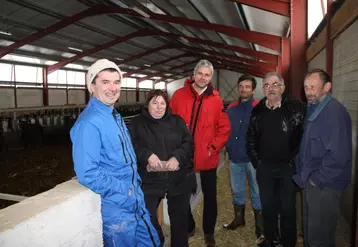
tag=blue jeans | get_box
[229,161,262,210]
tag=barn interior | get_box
[0,0,357,246]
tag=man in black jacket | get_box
[246,72,305,247]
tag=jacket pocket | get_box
[105,183,136,209]
[308,137,326,159]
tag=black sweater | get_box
[129,108,195,196]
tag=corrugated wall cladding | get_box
[332,19,358,224]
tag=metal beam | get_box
[102,5,282,51]
[0,3,282,58]
[161,33,278,64]
[215,65,265,78]
[194,53,271,75]
[184,47,276,70]
[326,0,334,77]
[154,68,193,84]
[231,0,290,16]
[0,6,108,58]
[124,53,189,78]
[48,29,278,72]
[290,0,307,100]
[138,60,197,83]
[42,68,49,106]
[119,44,174,65]
[47,29,152,73]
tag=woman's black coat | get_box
[129,108,196,197]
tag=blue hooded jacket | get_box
[71,97,160,246]
[293,93,352,189]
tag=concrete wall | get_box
[0,180,102,247]
[308,48,326,71]
[167,77,187,99]
[332,19,358,224]
[0,153,226,245]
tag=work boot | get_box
[204,234,216,247]
[254,209,265,244]
[223,204,245,229]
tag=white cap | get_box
[86,59,122,93]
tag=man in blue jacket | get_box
[293,68,352,247]
[70,59,160,247]
[223,75,263,242]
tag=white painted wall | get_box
[0,180,102,247]
[0,88,15,109]
[217,70,264,102]
[167,77,187,99]
[332,19,358,223]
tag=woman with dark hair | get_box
[129,89,196,247]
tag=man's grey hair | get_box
[263,72,285,85]
[193,59,214,76]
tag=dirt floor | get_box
[0,132,75,209]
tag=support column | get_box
[280,38,290,89]
[290,0,308,100]
[42,68,49,106]
[136,79,140,103]
[326,0,334,77]
[217,70,220,92]
[84,72,90,104]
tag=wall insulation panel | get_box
[126,90,136,103]
[0,87,16,109]
[48,89,67,106]
[68,89,85,105]
[16,88,43,107]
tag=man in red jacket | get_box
[170,59,231,247]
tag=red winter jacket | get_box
[170,79,231,171]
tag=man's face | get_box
[304,73,331,104]
[262,75,285,101]
[90,70,121,107]
[193,66,213,89]
[238,80,255,100]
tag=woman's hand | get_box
[148,154,161,170]
[166,157,179,171]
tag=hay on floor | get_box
[162,157,349,246]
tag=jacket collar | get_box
[88,96,115,115]
[239,96,254,105]
[307,93,332,122]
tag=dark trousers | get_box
[257,163,297,247]
[188,168,217,234]
[145,192,191,247]
[303,181,343,247]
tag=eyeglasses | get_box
[262,82,283,90]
